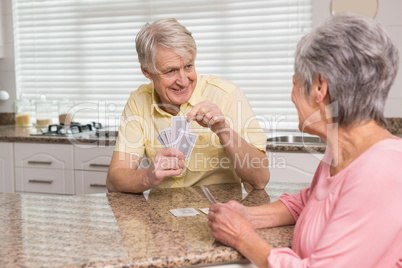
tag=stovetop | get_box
[30,122,118,138]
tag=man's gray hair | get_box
[135,18,197,74]
[294,13,399,128]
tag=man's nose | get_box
[176,69,188,86]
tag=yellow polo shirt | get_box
[115,74,266,188]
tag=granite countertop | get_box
[0,182,309,268]
[0,126,323,153]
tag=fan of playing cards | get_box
[157,116,198,159]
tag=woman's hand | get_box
[207,202,255,249]
[146,148,185,187]
[225,200,250,219]
[187,100,228,134]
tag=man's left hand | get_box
[187,100,228,133]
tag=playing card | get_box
[157,133,164,147]
[169,208,199,217]
[199,208,210,215]
[160,128,171,147]
[171,116,190,142]
[164,128,172,145]
[173,130,198,158]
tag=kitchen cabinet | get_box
[267,151,324,183]
[14,143,74,194]
[0,142,14,193]
[74,146,114,194]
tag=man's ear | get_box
[141,66,152,79]
[315,74,329,103]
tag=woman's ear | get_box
[315,74,329,103]
[141,66,152,79]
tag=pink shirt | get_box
[268,138,402,268]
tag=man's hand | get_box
[187,100,228,133]
[146,148,185,188]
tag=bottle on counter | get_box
[14,98,33,127]
[35,95,53,127]
[58,99,75,125]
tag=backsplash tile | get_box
[0,113,15,125]
[386,117,402,135]
[0,113,401,134]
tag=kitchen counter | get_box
[0,182,309,268]
[0,125,325,153]
[1,123,401,153]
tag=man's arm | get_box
[106,149,185,193]
[217,127,269,189]
[187,100,270,189]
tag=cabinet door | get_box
[15,167,74,194]
[14,143,73,169]
[75,170,108,194]
[74,146,114,172]
[0,142,15,193]
[268,151,324,183]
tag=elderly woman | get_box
[207,14,402,267]
[107,18,269,193]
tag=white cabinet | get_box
[0,142,14,193]
[74,146,114,194]
[14,143,74,194]
[268,151,324,183]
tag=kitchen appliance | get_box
[30,122,118,138]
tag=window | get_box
[12,0,312,130]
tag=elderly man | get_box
[106,18,269,193]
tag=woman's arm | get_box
[225,200,296,229]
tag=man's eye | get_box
[185,64,192,69]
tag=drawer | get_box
[267,151,323,183]
[74,146,114,171]
[75,170,108,194]
[15,167,74,194]
[14,143,73,169]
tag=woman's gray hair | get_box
[294,13,399,128]
[135,18,197,74]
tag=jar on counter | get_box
[14,99,33,127]
[58,99,75,125]
[35,96,53,127]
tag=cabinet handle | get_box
[28,179,53,184]
[89,183,107,188]
[27,161,52,165]
[89,163,110,168]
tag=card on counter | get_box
[199,208,209,215]
[169,208,199,217]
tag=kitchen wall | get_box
[0,0,15,113]
[1,0,402,117]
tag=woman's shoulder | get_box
[347,137,402,182]
[371,137,402,154]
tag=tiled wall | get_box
[1,0,401,118]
